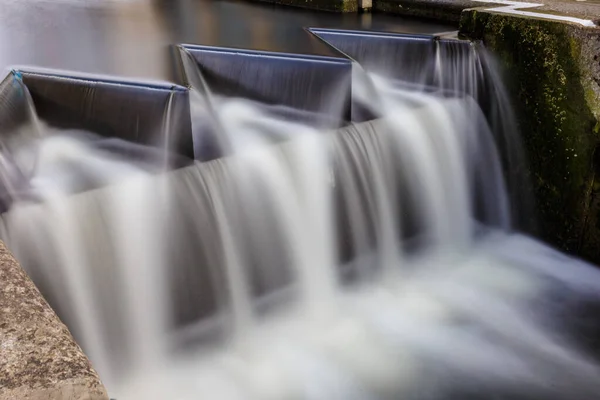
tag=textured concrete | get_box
[0,241,109,400]
[511,0,600,21]
[372,0,600,23]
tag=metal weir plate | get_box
[176,44,353,123]
[0,69,194,160]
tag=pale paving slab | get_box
[375,0,600,25]
[0,240,108,400]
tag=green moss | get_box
[460,11,599,256]
[340,0,358,12]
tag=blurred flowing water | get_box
[1,17,600,400]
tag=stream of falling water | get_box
[1,45,600,400]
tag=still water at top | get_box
[0,0,454,81]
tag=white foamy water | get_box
[1,47,600,400]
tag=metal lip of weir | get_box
[307,27,470,46]
[306,27,472,68]
[435,37,473,46]
[6,65,187,93]
[305,27,439,65]
[178,43,353,66]
[176,42,354,123]
[307,27,436,42]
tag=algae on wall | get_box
[460,11,600,262]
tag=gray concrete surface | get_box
[490,0,600,21]
[373,0,600,23]
[0,240,109,400]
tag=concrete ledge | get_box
[0,241,108,400]
[372,0,600,23]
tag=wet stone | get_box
[0,241,108,400]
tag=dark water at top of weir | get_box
[0,0,455,82]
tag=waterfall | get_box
[0,42,599,400]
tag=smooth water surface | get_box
[0,0,455,81]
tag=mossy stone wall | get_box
[460,10,600,262]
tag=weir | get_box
[0,28,600,400]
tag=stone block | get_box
[0,240,109,400]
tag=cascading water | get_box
[1,40,600,400]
